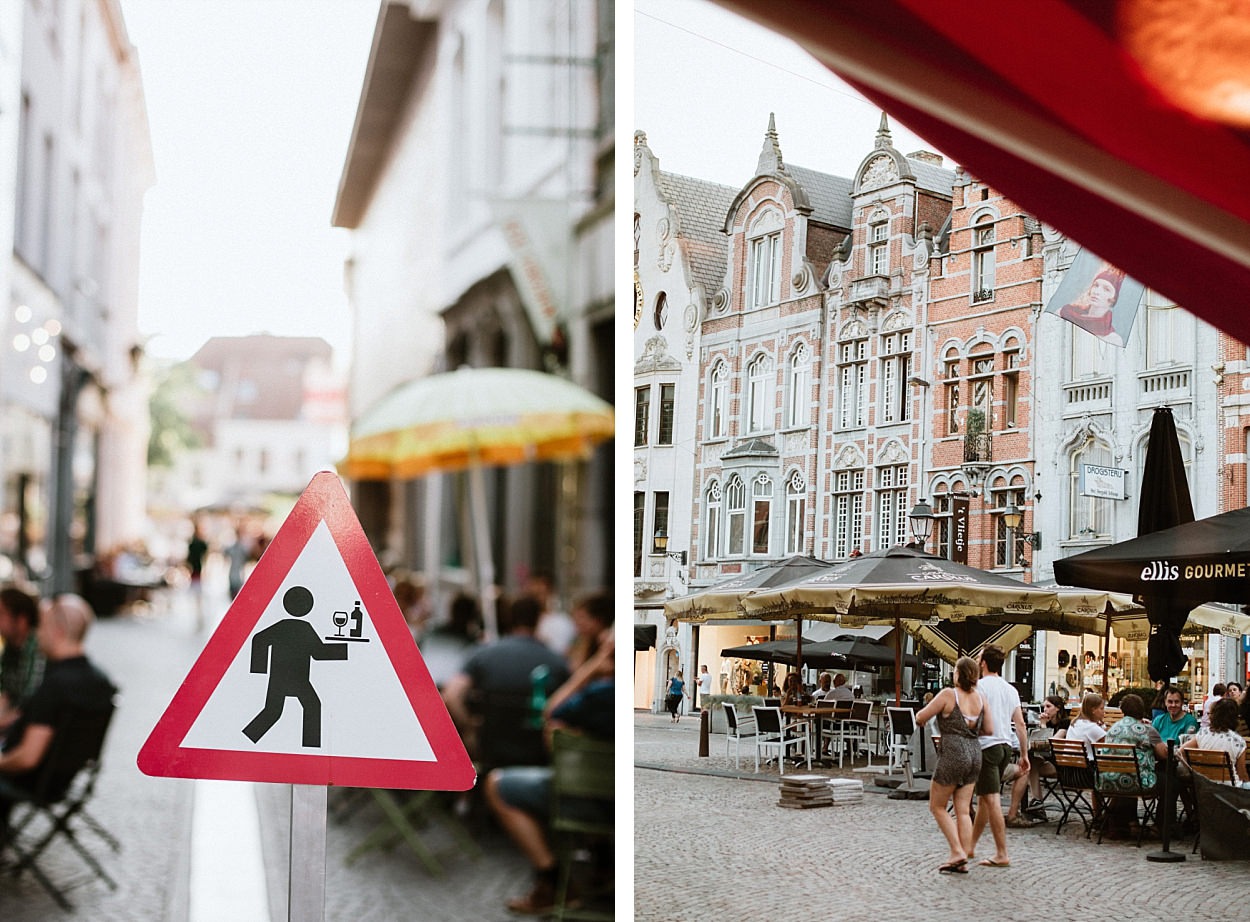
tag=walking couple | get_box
[913,644,1028,873]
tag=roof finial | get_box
[756,112,785,176]
[875,111,892,149]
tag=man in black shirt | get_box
[0,594,116,838]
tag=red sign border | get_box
[137,472,476,790]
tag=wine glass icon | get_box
[331,610,349,638]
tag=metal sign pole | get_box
[289,784,328,922]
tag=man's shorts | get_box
[976,742,1013,795]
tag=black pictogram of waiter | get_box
[243,585,348,748]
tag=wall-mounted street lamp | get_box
[1002,503,1041,550]
[653,527,688,584]
[908,499,934,548]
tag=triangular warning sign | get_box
[138,472,475,790]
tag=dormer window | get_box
[748,232,782,307]
[869,220,889,275]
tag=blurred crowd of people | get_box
[386,569,614,916]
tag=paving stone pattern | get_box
[635,711,1250,922]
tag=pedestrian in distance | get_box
[666,671,685,722]
[915,655,991,873]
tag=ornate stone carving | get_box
[861,155,899,190]
[833,443,865,469]
[792,263,813,294]
[634,456,647,483]
[635,335,682,374]
[784,431,807,453]
[656,217,675,272]
[683,303,699,333]
[877,440,909,465]
[712,288,730,314]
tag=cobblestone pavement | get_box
[635,710,1250,922]
[0,584,535,921]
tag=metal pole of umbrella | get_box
[468,462,498,642]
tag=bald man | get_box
[0,594,116,838]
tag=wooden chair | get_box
[1049,738,1097,837]
[1091,741,1158,846]
[1180,747,1237,854]
[752,706,810,774]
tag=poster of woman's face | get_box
[1045,247,1145,347]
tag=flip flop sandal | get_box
[938,859,968,873]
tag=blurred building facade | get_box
[637,117,1242,710]
[1,0,152,591]
[332,0,613,618]
[147,334,348,520]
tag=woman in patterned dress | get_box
[916,656,993,873]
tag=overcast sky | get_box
[120,0,378,365]
[634,0,949,188]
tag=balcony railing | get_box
[848,275,889,304]
[963,431,992,465]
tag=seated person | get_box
[0,587,45,734]
[827,672,854,703]
[0,594,116,839]
[1066,692,1108,757]
[811,672,833,700]
[1007,694,1069,826]
[779,672,808,708]
[484,627,613,916]
[1182,696,1249,787]
[1097,693,1165,837]
[1200,683,1228,731]
[1152,686,1198,746]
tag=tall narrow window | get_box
[704,481,722,560]
[969,354,994,433]
[653,491,670,559]
[837,338,867,429]
[869,219,889,275]
[875,464,909,550]
[972,215,995,301]
[993,488,1026,567]
[633,386,650,446]
[1002,350,1019,429]
[1145,292,1190,367]
[633,213,640,269]
[748,232,782,307]
[746,354,773,434]
[726,476,746,556]
[752,474,773,556]
[879,331,912,424]
[786,344,810,428]
[633,492,645,577]
[708,362,727,439]
[832,468,865,559]
[657,384,675,445]
[933,494,952,559]
[785,471,806,555]
[944,359,961,435]
[1070,440,1113,539]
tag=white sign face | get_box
[1080,463,1127,500]
[181,522,436,761]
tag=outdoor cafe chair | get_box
[722,702,756,769]
[1180,747,1237,854]
[549,729,615,921]
[885,706,919,778]
[1050,738,1097,838]
[752,706,810,775]
[836,700,874,768]
[814,699,845,761]
[4,704,120,911]
[1091,741,1158,846]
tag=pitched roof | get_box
[657,171,736,301]
[787,164,854,229]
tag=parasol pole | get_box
[894,615,903,706]
[1101,602,1113,699]
[468,460,498,642]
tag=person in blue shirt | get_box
[1152,686,1198,744]
[666,671,686,722]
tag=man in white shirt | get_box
[694,665,714,711]
[969,644,1029,868]
[827,673,854,703]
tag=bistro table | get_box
[783,703,851,764]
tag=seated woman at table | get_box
[780,672,808,708]
[915,656,991,873]
[1098,694,1165,838]
[1182,696,1250,786]
[1006,694,1069,826]
[1066,692,1108,757]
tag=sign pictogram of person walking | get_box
[242,585,351,748]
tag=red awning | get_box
[716,0,1250,344]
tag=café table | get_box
[783,703,850,763]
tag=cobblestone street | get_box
[635,711,1250,922]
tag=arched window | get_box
[708,361,728,439]
[752,474,774,556]
[704,481,722,560]
[1070,438,1114,539]
[725,476,746,556]
[785,471,806,555]
[785,343,810,428]
[745,353,773,434]
[972,214,995,301]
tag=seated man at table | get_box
[483,627,613,915]
[827,672,854,703]
[1153,686,1199,745]
[811,672,833,700]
